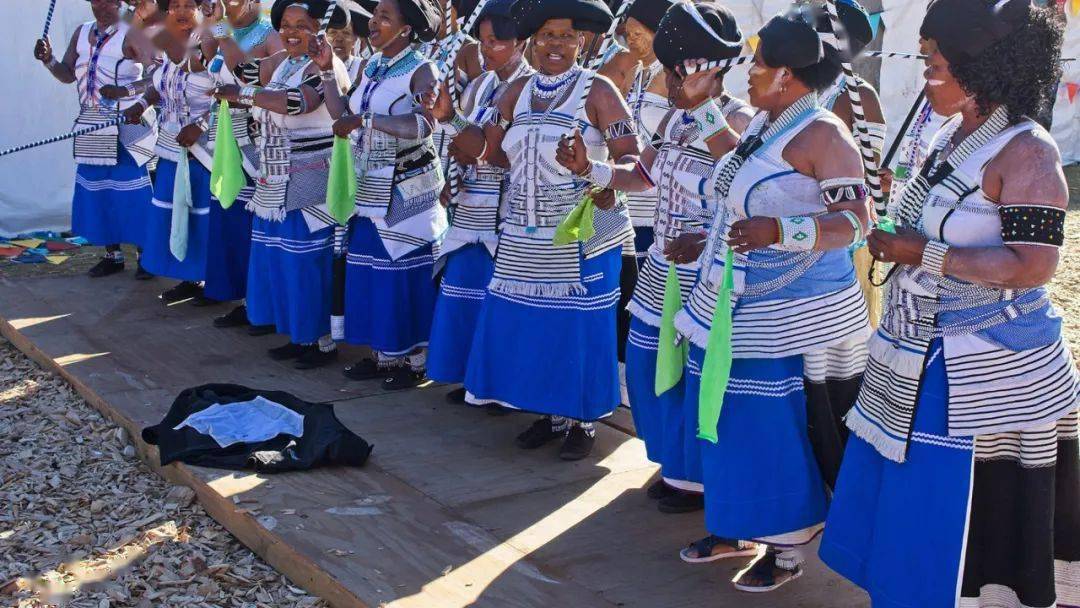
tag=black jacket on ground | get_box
[142,384,372,472]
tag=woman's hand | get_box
[34,37,53,63]
[99,84,128,100]
[430,82,454,123]
[213,84,241,103]
[866,225,928,266]
[122,104,145,125]
[555,129,590,176]
[176,123,205,148]
[728,217,780,253]
[664,232,707,264]
[449,126,485,164]
[332,114,364,139]
[309,35,334,71]
[674,59,723,110]
[591,187,616,211]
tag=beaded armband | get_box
[1000,204,1065,247]
[921,240,950,276]
[234,59,263,86]
[604,118,636,142]
[820,177,869,205]
[775,216,819,252]
[239,86,260,107]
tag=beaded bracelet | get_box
[921,240,950,276]
[578,160,614,188]
[775,216,819,251]
[319,69,336,82]
[211,22,231,40]
[688,98,730,142]
[839,209,864,244]
[239,86,261,107]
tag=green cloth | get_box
[877,216,896,233]
[655,263,688,396]
[209,101,246,209]
[169,150,192,262]
[697,247,735,444]
[552,192,596,245]
[327,136,357,226]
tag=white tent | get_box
[0,0,1077,236]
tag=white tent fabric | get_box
[0,1,1076,236]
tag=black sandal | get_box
[732,548,803,593]
[647,479,676,500]
[679,535,758,564]
[343,359,396,381]
[383,367,426,390]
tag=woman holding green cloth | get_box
[622,0,754,516]
[670,6,871,592]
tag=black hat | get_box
[757,9,823,69]
[807,0,874,60]
[921,0,1032,65]
[470,0,517,35]
[271,0,350,30]
[626,0,675,33]
[510,0,614,39]
[340,0,377,37]
[454,0,481,18]
[396,0,442,41]
[654,1,743,71]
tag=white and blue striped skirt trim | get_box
[246,212,333,344]
[72,147,153,247]
[463,247,622,421]
[428,243,494,384]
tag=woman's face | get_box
[921,37,970,117]
[478,19,520,71]
[746,47,788,111]
[165,0,200,33]
[223,0,252,23]
[280,5,317,57]
[624,17,654,61]
[327,26,359,61]
[533,19,582,75]
[368,0,409,50]
[90,0,122,23]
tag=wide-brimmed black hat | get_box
[626,0,674,33]
[510,0,614,39]
[757,8,823,69]
[654,1,743,71]
[271,0,350,30]
[921,0,1032,64]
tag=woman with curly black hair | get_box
[819,1,1080,607]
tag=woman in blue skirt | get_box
[672,8,871,590]
[462,0,655,461]
[213,0,351,369]
[322,0,447,390]
[34,0,156,278]
[426,0,532,404]
[820,2,1080,606]
[127,0,216,296]
[623,1,754,514]
[198,0,281,325]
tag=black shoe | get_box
[486,403,512,416]
[214,305,250,328]
[134,263,153,280]
[268,342,305,361]
[248,324,275,336]
[190,295,221,307]
[445,387,467,404]
[160,281,203,304]
[658,490,705,514]
[515,418,564,450]
[294,345,338,370]
[88,257,125,278]
[559,427,596,461]
[383,367,425,390]
[647,479,677,500]
[343,359,395,381]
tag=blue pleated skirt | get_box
[633,226,654,268]
[203,185,254,302]
[139,157,210,282]
[820,342,974,608]
[427,243,495,383]
[343,217,437,356]
[463,247,622,421]
[626,318,697,485]
[71,147,152,247]
[693,346,829,541]
[246,212,333,344]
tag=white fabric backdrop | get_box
[0,0,1077,236]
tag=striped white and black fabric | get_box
[960,411,1080,608]
[73,105,120,166]
[489,227,587,297]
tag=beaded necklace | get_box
[85,23,119,107]
[533,66,580,101]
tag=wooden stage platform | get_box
[0,270,869,608]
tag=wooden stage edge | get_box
[0,314,369,608]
